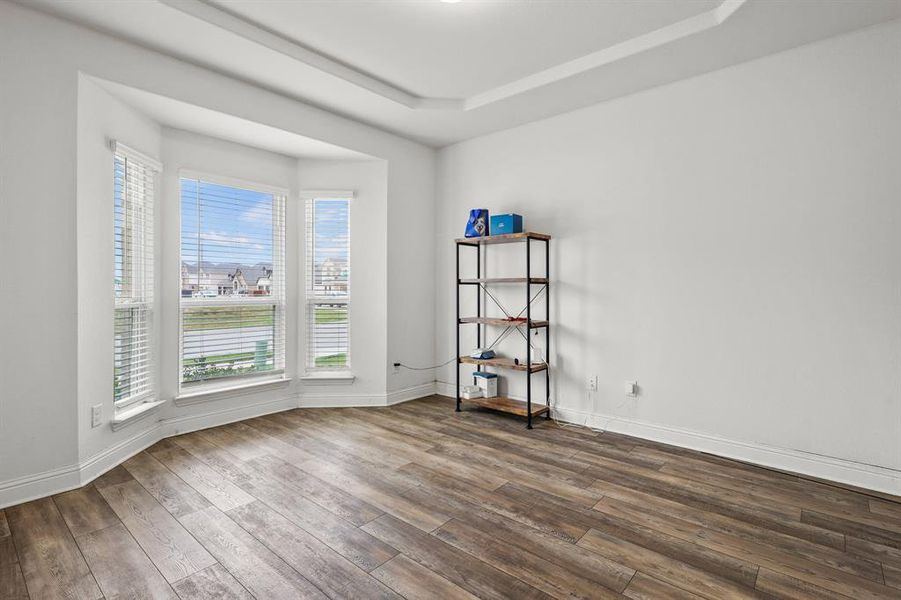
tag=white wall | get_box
[435,21,901,492]
[0,1,436,507]
[297,159,390,402]
[386,156,438,394]
[0,6,81,492]
[77,75,162,462]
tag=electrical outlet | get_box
[91,404,102,428]
[393,362,400,374]
[587,375,598,392]
[625,381,638,397]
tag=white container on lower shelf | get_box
[473,372,498,398]
[462,385,483,400]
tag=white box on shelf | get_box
[462,387,484,400]
[473,372,498,398]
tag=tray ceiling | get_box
[20,0,901,146]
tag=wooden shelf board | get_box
[462,396,549,417]
[455,232,551,245]
[460,356,547,373]
[459,317,548,328]
[459,277,548,285]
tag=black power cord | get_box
[394,358,458,371]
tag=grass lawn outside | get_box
[180,304,348,377]
[315,353,347,367]
[182,351,273,367]
[183,306,275,331]
[183,305,346,330]
[315,306,347,324]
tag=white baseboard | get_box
[299,393,388,408]
[0,383,436,508]
[435,381,455,398]
[435,383,901,497]
[165,396,298,436]
[0,463,82,509]
[387,382,436,405]
[300,382,435,408]
[553,405,901,497]
[0,397,295,509]
[0,420,168,508]
[78,423,164,488]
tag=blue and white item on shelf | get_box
[465,209,490,238]
[469,348,496,360]
[489,213,523,235]
[473,371,498,398]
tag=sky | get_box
[310,198,349,267]
[181,178,275,268]
[179,178,349,270]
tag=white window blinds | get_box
[113,144,158,408]
[305,197,351,371]
[180,176,286,387]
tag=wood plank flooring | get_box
[1,395,900,599]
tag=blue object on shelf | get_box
[490,213,523,234]
[465,209,490,237]
[469,348,496,360]
[473,371,498,379]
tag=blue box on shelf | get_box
[489,213,523,235]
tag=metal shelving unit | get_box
[454,232,551,428]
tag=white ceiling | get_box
[22,0,901,147]
[205,0,720,99]
[94,78,373,161]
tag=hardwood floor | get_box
[1,395,900,599]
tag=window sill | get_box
[111,400,165,432]
[174,375,291,407]
[300,372,356,385]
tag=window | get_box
[180,175,286,388]
[305,196,351,372]
[113,143,159,408]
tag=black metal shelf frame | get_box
[455,233,550,428]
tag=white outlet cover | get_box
[625,381,638,397]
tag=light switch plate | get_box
[91,404,102,428]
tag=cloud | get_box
[239,204,271,223]
[200,230,265,250]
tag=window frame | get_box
[303,192,353,375]
[112,141,160,411]
[177,170,288,394]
